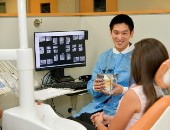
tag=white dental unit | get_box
[0,0,86,130]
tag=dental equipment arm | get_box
[0,60,40,96]
[0,61,19,95]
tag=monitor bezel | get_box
[34,30,87,71]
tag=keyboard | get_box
[34,88,73,100]
[44,81,87,90]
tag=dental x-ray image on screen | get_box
[34,30,87,71]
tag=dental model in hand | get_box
[155,59,170,89]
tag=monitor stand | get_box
[50,68,74,83]
[50,68,64,77]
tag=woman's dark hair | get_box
[131,38,169,112]
[109,14,134,32]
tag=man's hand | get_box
[102,114,114,125]
[94,78,104,92]
[111,82,124,95]
[91,112,104,125]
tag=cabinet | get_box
[106,0,118,12]
[29,0,58,13]
[79,0,118,13]
[79,0,93,13]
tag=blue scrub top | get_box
[73,44,134,117]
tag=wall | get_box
[81,14,170,72]
[0,15,93,118]
[1,13,170,118]
[27,16,87,81]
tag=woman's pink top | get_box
[125,85,147,130]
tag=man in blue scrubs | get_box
[68,14,134,130]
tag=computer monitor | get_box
[34,30,87,76]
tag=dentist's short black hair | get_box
[109,14,134,32]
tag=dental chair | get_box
[130,95,170,130]
[130,59,170,130]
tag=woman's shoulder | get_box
[123,84,144,106]
[129,85,145,98]
[120,88,141,112]
[124,87,139,99]
[130,84,143,91]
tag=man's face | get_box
[111,23,134,52]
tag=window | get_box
[41,3,50,13]
[0,3,6,13]
[94,0,106,12]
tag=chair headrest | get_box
[155,59,170,89]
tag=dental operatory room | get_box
[1,0,170,130]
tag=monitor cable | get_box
[51,98,64,117]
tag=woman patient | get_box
[91,38,169,130]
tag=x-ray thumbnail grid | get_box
[38,34,86,67]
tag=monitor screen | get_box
[34,30,86,71]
